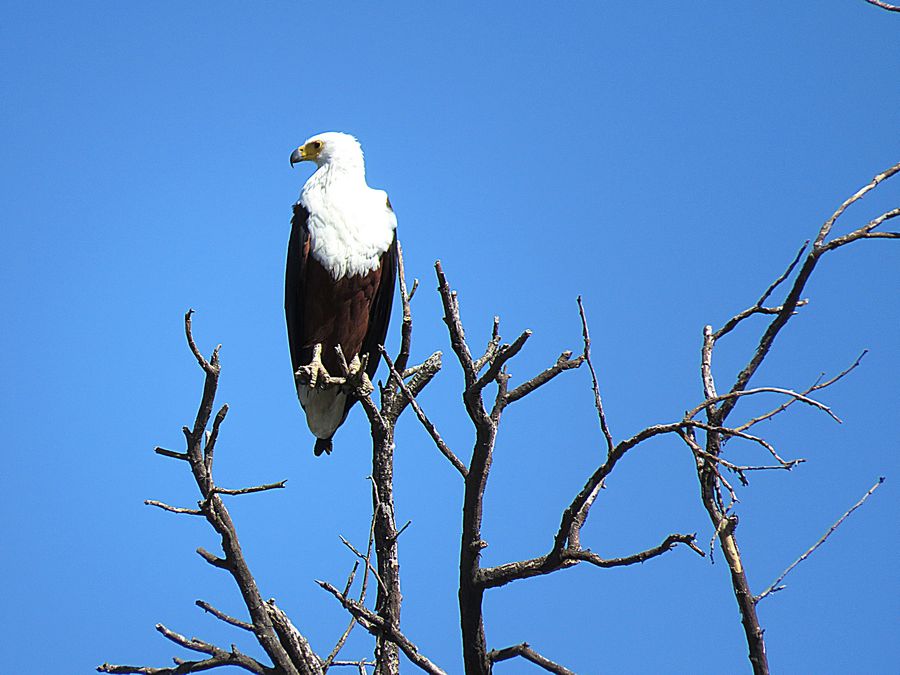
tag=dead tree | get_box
[98,161,897,674]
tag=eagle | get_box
[285,132,397,456]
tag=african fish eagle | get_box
[285,132,397,456]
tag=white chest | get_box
[300,177,396,280]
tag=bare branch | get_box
[103,314,314,675]
[340,535,388,594]
[478,533,702,589]
[577,296,614,455]
[505,349,583,404]
[266,600,323,672]
[815,162,900,247]
[685,421,793,467]
[755,478,885,603]
[196,547,230,570]
[820,207,900,252]
[472,329,532,396]
[325,490,379,670]
[734,350,868,433]
[154,446,189,461]
[97,624,269,674]
[381,348,466,477]
[488,642,576,675]
[473,316,502,374]
[394,242,414,375]
[204,404,228,471]
[862,0,900,11]
[712,242,810,342]
[718,163,899,425]
[144,500,203,516]
[195,600,253,632]
[758,241,810,307]
[210,480,288,497]
[435,260,476,383]
[317,581,447,675]
[686,386,841,423]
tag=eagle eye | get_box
[310,140,323,150]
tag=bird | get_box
[285,132,398,456]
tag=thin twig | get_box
[755,478,885,603]
[144,500,203,516]
[577,296,614,455]
[862,0,900,14]
[317,581,448,675]
[734,351,867,432]
[814,162,900,247]
[686,386,841,423]
[488,642,576,675]
[340,536,388,594]
[394,242,414,375]
[381,348,467,477]
[154,446,189,461]
[195,600,254,632]
[210,480,288,496]
[478,533,703,589]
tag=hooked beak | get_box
[289,147,305,167]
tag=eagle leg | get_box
[346,354,374,396]
[295,343,335,389]
[332,348,374,397]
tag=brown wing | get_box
[360,231,398,382]
[285,202,312,377]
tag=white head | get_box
[290,132,364,171]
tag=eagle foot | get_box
[343,354,374,397]
[295,343,341,389]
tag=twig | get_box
[340,536,388,594]
[504,349,583,405]
[317,581,447,675]
[472,329,532,396]
[685,421,792,466]
[577,296,614,455]
[713,242,810,341]
[380,348,466,477]
[394,242,414,375]
[755,478,885,603]
[473,316,502,374]
[144,500,203,516]
[814,162,900,247]
[204,404,229,470]
[98,624,269,674]
[488,642,576,675]
[196,600,254,632]
[862,0,900,11]
[210,480,288,496]
[734,351,867,432]
[325,488,380,670]
[686,386,841,423]
[154,446,189,461]
[478,533,703,589]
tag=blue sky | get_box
[2,2,898,673]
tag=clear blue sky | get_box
[2,2,898,673]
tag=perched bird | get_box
[285,132,398,456]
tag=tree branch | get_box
[478,533,702,589]
[755,478,885,603]
[577,296,614,455]
[317,581,447,675]
[862,0,900,11]
[101,313,319,675]
[380,349,466,477]
[488,642,576,675]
